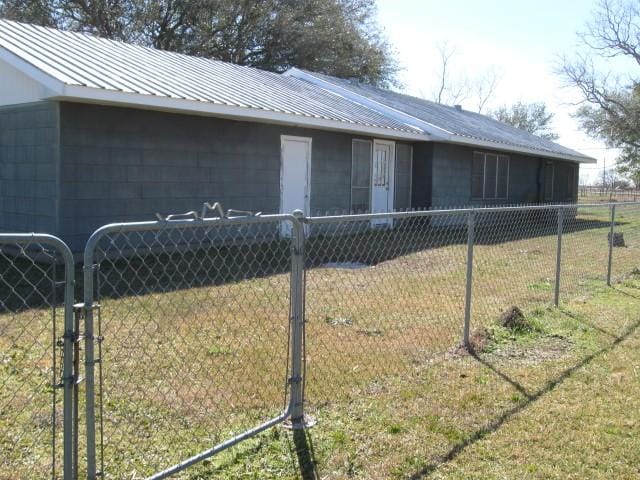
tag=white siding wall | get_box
[0,60,46,106]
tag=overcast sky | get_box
[376,0,623,183]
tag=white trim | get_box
[287,68,596,164]
[280,135,312,217]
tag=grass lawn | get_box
[193,275,640,479]
[1,204,640,479]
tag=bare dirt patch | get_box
[484,334,573,365]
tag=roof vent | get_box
[454,105,463,111]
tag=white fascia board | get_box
[0,47,65,96]
[287,69,596,164]
[52,84,429,141]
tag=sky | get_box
[375,0,627,184]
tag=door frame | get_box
[371,139,395,224]
[280,135,312,216]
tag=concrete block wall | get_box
[431,143,476,207]
[0,102,59,234]
[430,142,579,208]
[58,103,360,250]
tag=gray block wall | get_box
[430,142,579,207]
[58,102,364,250]
[0,102,59,234]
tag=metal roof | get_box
[0,19,425,139]
[289,69,595,163]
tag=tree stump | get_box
[608,231,625,247]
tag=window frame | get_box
[350,139,373,213]
[471,151,510,200]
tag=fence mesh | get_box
[3,202,640,478]
[611,203,640,283]
[471,207,559,329]
[304,212,468,405]
[84,218,294,478]
[0,239,68,479]
[561,204,611,300]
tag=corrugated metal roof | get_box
[293,70,595,162]
[0,19,424,137]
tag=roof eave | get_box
[437,135,597,164]
[48,84,430,141]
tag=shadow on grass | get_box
[407,311,640,479]
[287,428,319,480]
[559,307,620,339]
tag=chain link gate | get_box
[80,211,305,479]
[0,234,76,480]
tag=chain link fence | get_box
[0,234,75,480]
[2,202,640,479]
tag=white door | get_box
[371,140,395,225]
[280,135,311,236]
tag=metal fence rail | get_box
[0,234,75,480]
[2,201,640,479]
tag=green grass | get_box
[2,206,640,478]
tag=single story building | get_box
[0,19,595,250]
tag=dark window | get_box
[472,152,485,198]
[472,151,509,200]
[394,144,413,210]
[351,139,372,212]
[544,161,554,201]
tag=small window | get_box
[544,161,554,201]
[351,139,372,212]
[394,144,413,210]
[471,151,509,200]
[471,152,485,198]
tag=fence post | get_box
[463,209,475,347]
[554,207,564,307]
[83,261,98,479]
[607,203,617,286]
[61,249,76,480]
[288,210,308,428]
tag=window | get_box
[395,144,413,210]
[544,161,554,201]
[351,139,372,212]
[471,152,509,200]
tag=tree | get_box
[432,42,469,106]
[428,42,500,112]
[490,102,559,140]
[0,0,55,26]
[0,0,398,87]
[558,0,640,181]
